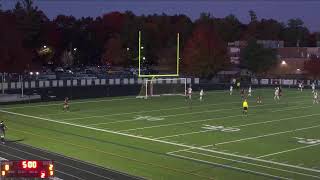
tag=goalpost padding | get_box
[136,78,187,99]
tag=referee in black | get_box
[0,121,7,144]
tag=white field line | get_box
[152,110,320,140]
[167,152,291,180]
[1,97,136,110]
[13,142,140,180]
[181,150,320,179]
[42,93,310,121]
[214,124,320,146]
[119,114,243,132]
[0,110,320,173]
[272,105,313,112]
[86,101,277,126]
[119,105,318,133]
[1,109,320,174]
[40,99,240,117]
[38,91,273,117]
[0,150,71,180]
[61,101,243,121]
[0,144,112,180]
[155,130,214,140]
[87,100,306,126]
[257,143,320,159]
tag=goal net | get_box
[137,78,187,99]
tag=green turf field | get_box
[1,88,320,180]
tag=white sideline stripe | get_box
[1,110,320,174]
[53,94,310,121]
[152,109,320,140]
[119,103,315,132]
[257,143,320,159]
[2,97,136,110]
[167,152,291,180]
[214,124,320,146]
[0,150,68,180]
[180,150,320,179]
[1,144,113,180]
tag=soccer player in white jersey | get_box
[199,89,204,101]
[248,86,252,96]
[313,91,319,104]
[298,82,303,92]
[187,86,192,100]
[274,87,280,101]
[230,85,233,95]
[311,82,316,93]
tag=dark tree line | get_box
[0,0,319,77]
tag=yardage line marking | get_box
[2,97,136,110]
[179,150,320,179]
[62,99,263,121]
[0,144,113,180]
[155,130,214,140]
[167,152,291,180]
[43,89,275,117]
[214,124,320,146]
[257,143,320,159]
[9,129,214,180]
[119,114,243,132]
[0,149,81,180]
[1,109,320,174]
[51,93,311,121]
[87,99,308,126]
[46,97,245,118]
[119,105,318,132]
[152,110,320,140]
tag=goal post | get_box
[137,78,187,99]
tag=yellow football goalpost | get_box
[136,31,187,99]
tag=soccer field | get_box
[1,88,320,180]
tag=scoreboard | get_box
[0,160,54,179]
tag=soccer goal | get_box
[137,78,187,99]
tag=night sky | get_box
[2,0,320,32]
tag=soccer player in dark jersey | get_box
[63,97,70,112]
[0,121,7,144]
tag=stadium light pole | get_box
[176,33,180,76]
[138,31,141,77]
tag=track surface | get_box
[0,141,144,180]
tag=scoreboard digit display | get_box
[0,160,54,178]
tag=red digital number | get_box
[22,161,38,169]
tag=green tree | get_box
[249,10,258,23]
[282,18,310,47]
[13,0,49,48]
[241,39,277,77]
